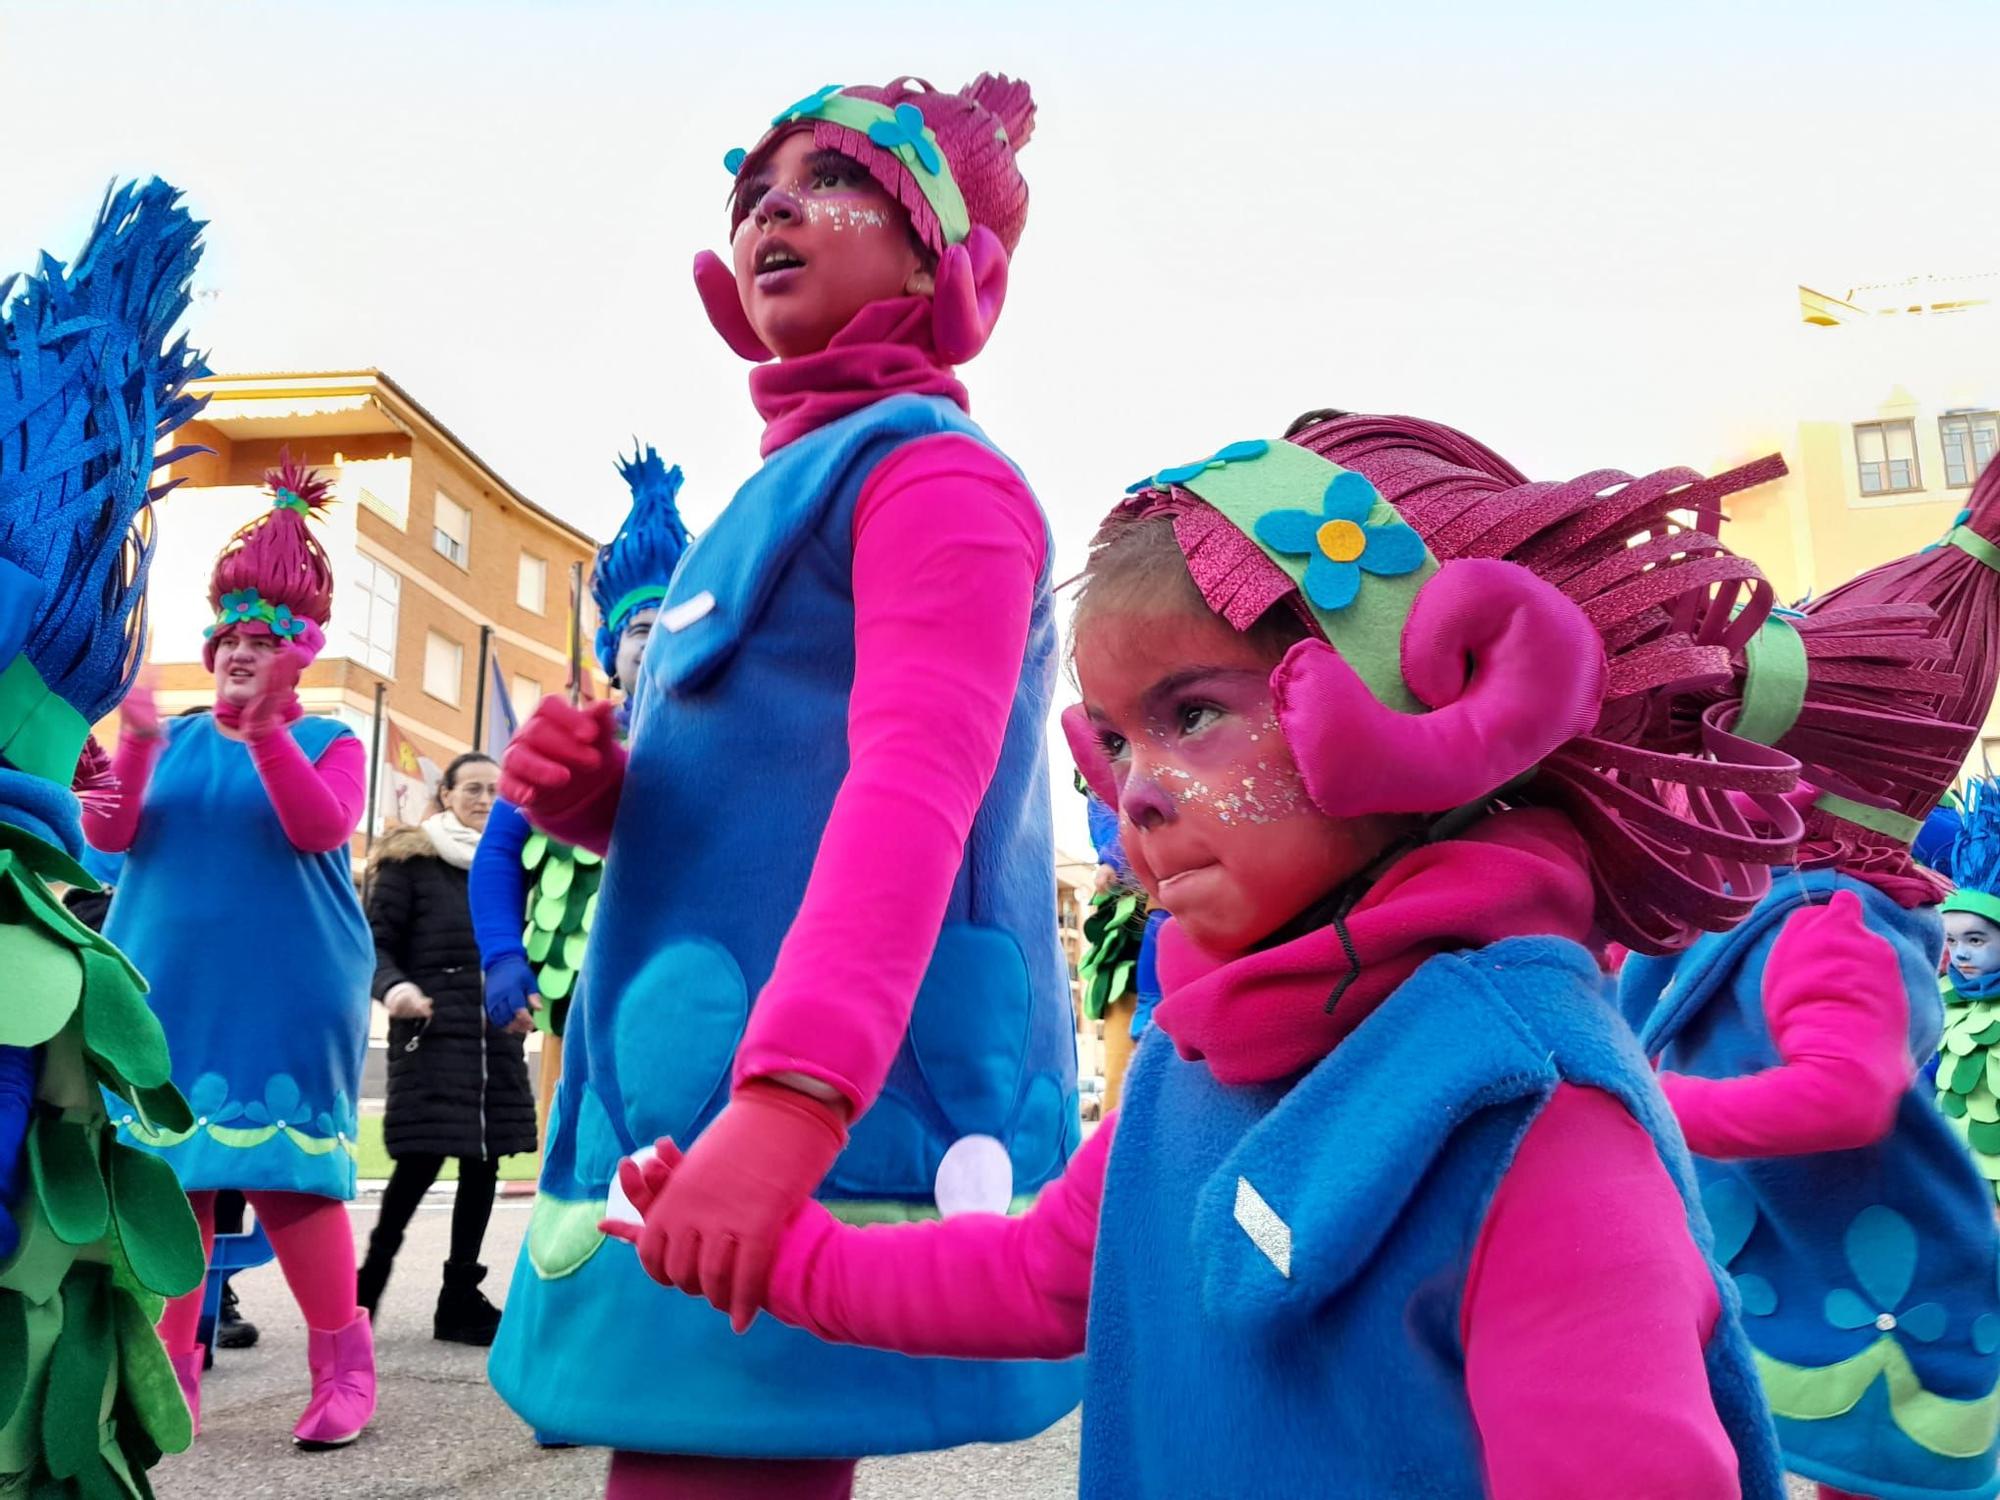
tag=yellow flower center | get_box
[1316,518,1367,563]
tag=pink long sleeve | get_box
[1660,899,1911,1159]
[1464,1083,1736,1499]
[733,433,1047,1111]
[763,1113,1109,1359]
[249,731,367,853]
[83,732,162,853]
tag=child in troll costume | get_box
[1075,784,1162,1112]
[614,416,1809,1498]
[1937,776,2000,1199]
[1623,459,2000,1500]
[489,75,1081,1496]
[88,454,377,1449]
[470,443,692,1046]
[0,180,211,1498]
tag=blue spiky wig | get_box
[1945,778,2000,928]
[0,180,207,799]
[590,444,690,684]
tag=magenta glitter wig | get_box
[1701,458,2000,888]
[202,448,336,665]
[731,75,1036,257]
[1109,411,1804,955]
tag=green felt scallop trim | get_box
[106,1145,203,1299]
[31,1113,108,1246]
[1754,1335,2000,1458]
[0,821,96,891]
[79,950,169,1094]
[110,1287,191,1457]
[43,1266,112,1481]
[0,919,81,1049]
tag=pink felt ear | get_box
[693,250,773,363]
[931,226,1009,366]
[1061,703,1118,806]
[1272,559,1607,818]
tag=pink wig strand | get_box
[733,75,1036,257]
[206,448,336,626]
[1118,412,1802,955]
[1711,456,2000,888]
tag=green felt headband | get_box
[1814,790,1924,846]
[1944,888,2000,926]
[608,585,669,634]
[734,88,972,248]
[1141,439,1439,714]
[1951,524,2000,575]
[0,654,89,788]
[1735,614,1809,746]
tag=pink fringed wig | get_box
[1074,416,1806,956]
[201,449,335,669]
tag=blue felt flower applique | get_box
[1252,470,1426,612]
[1824,1205,1948,1343]
[723,147,747,176]
[217,588,262,626]
[1701,1178,1777,1316]
[771,84,843,128]
[270,604,303,640]
[867,102,943,175]
[1124,439,1271,495]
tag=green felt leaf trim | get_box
[31,1114,108,1246]
[521,830,548,868]
[106,1145,203,1299]
[1754,1335,2000,1458]
[539,857,573,901]
[0,1292,27,1431]
[525,925,554,962]
[540,965,575,1001]
[0,822,97,891]
[110,1288,191,1457]
[0,919,82,1049]
[0,1178,80,1306]
[79,952,170,1093]
[128,1085,191,1138]
[44,1267,113,1480]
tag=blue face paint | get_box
[1944,911,2000,982]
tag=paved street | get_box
[153,1187,1814,1498]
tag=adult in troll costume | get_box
[0,180,210,1498]
[489,74,1081,1497]
[1623,458,2000,1500]
[470,443,693,1047]
[615,415,1804,1496]
[87,453,376,1449]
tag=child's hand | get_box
[500,698,619,814]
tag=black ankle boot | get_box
[216,1280,260,1349]
[433,1261,503,1346]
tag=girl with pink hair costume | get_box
[487,75,1081,1498]
[87,453,376,1449]
[1621,461,2000,1500]
[611,415,1810,1497]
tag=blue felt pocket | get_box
[612,938,748,1148]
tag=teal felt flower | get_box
[1702,1179,1777,1317]
[269,604,304,640]
[1253,470,1427,612]
[867,102,943,175]
[1125,439,1271,495]
[271,487,310,516]
[771,84,843,128]
[723,147,747,176]
[218,589,263,626]
[1824,1205,1947,1343]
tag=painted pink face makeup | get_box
[1074,604,1404,956]
[730,132,930,358]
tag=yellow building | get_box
[1718,273,1999,752]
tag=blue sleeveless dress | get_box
[105,713,371,1199]
[489,394,1083,1456]
[1625,872,2000,1499]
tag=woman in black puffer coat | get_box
[359,752,534,1345]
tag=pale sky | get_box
[6,0,1998,850]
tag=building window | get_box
[346,556,400,677]
[1942,412,2000,490]
[433,491,471,568]
[423,630,464,706]
[511,673,542,724]
[1854,420,1922,496]
[517,552,547,614]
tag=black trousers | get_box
[371,1154,501,1267]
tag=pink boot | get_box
[168,1347,203,1436]
[292,1311,375,1448]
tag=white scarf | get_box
[422,810,481,870]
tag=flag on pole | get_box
[485,646,519,761]
[382,718,440,826]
